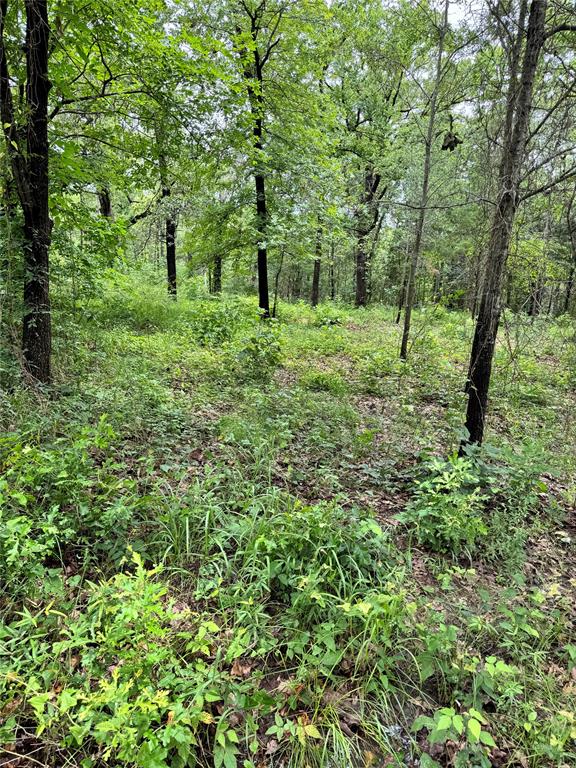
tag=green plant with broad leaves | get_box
[398,454,488,554]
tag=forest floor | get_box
[1,273,576,768]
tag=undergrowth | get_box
[1,272,575,768]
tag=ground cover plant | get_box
[1,274,575,768]
[1,1,576,765]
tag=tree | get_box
[462,0,547,447]
[234,0,286,318]
[400,0,450,359]
[0,0,52,383]
[311,221,322,307]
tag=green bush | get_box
[398,455,488,554]
[0,416,138,586]
[235,323,282,382]
[1,554,232,768]
[299,369,348,395]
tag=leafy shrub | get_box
[235,323,282,382]
[204,500,392,620]
[398,455,487,554]
[358,350,403,394]
[299,369,348,395]
[413,706,496,767]
[313,306,343,327]
[0,416,138,581]
[0,509,59,596]
[2,554,230,768]
[188,300,244,346]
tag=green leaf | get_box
[467,718,481,742]
[436,715,452,731]
[479,730,496,747]
[452,715,464,735]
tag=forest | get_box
[0,0,575,766]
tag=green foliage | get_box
[299,369,348,395]
[398,454,488,554]
[0,416,141,593]
[235,323,282,382]
[2,554,228,768]
[1,286,574,768]
[413,707,496,768]
[312,306,344,328]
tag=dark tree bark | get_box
[0,0,52,384]
[463,0,547,448]
[212,253,222,294]
[237,6,280,319]
[98,187,112,218]
[311,223,322,307]
[400,0,449,359]
[165,213,177,298]
[329,240,336,301]
[156,137,177,299]
[564,188,576,314]
[354,166,382,308]
[254,166,270,316]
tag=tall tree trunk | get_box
[98,187,112,218]
[165,214,177,298]
[0,0,52,383]
[156,136,177,299]
[354,167,382,308]
[400,0,449,359]
[254,168,270,316]
[463,0,547,448]
[564,188,576,314]
[272,248,284,318]
[311,222,322,307]
[212,253,222,294]
[239,18,271,318]
[23,1,52,383]
[329,240,336,301]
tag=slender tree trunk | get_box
[329,240,336,301]
[463,0,546,448]
[239,23,271,318]
[98,187,112,218]
[254,168,270,316]
[400,0,449,360]
[212,253,222,294]
[354,167,382,308]
[156,137,177,299]
[564,188,576,314]
[165,214,177,297]
[311,222,322,307]
[0,0,53,383]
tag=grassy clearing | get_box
[1,275,575,768]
